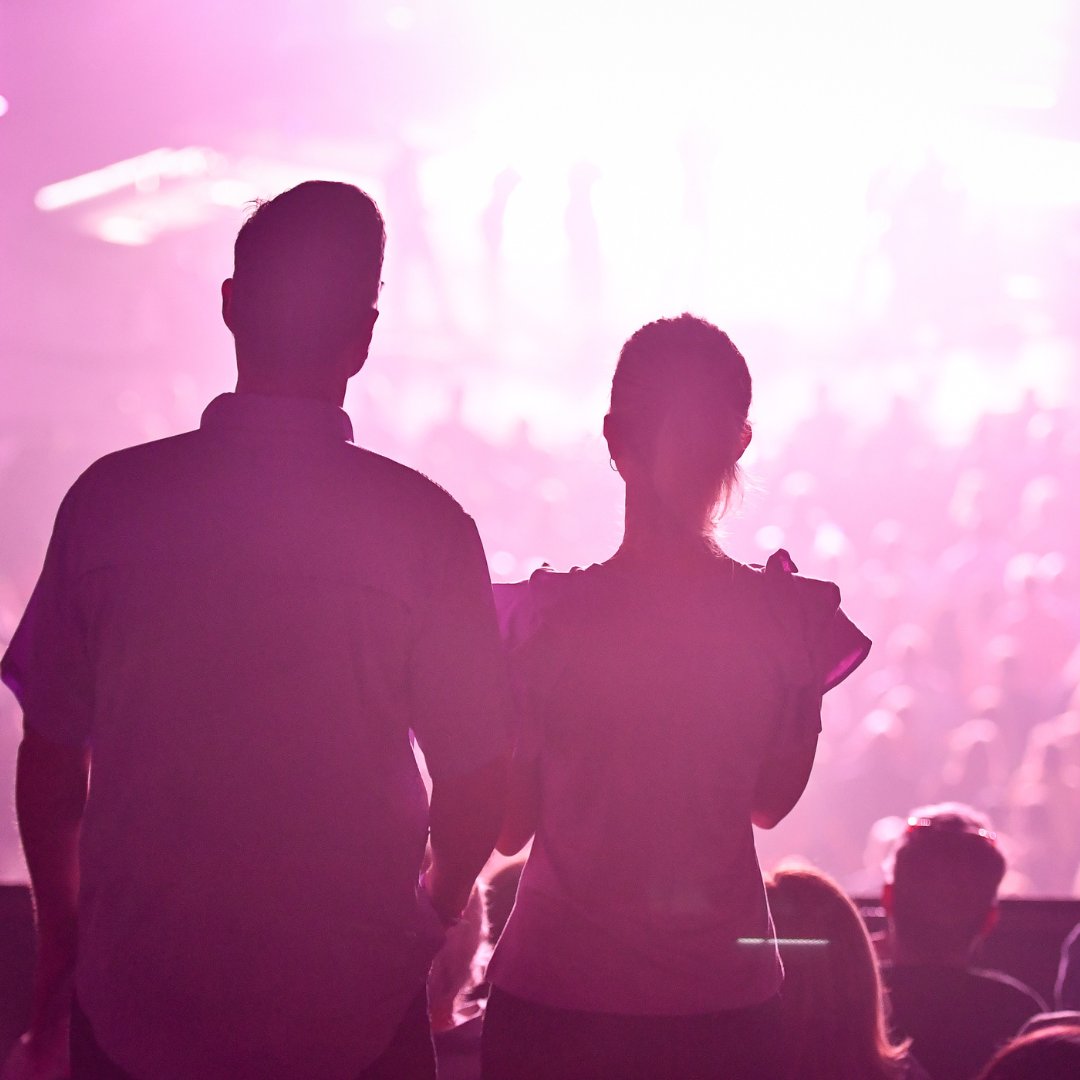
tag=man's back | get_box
[4,392,510,1079]
[884,962,1046,1080]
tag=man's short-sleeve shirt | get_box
[1,392,511,1080]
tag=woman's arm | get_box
[752,692,821,829]
[496,753,540,856]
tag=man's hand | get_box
[425,754,508,927]
[1,1024,69,1080]
[14,729,89,1077]
[1,914,76,1080]
[419,863,469,930]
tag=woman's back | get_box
[489,554,864,1014]
[482,314,870,1080]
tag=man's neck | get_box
[234,368,346,408]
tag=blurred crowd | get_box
[744,387,1080,896]
[2,368,1079,896]
[387,377,1080,898]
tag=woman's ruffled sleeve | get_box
[764,549,872,694]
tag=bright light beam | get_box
[34,147,213,212]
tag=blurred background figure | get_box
[881,804,1046,1080]
[973,1022,1080,1080]
[766,865,928,1080]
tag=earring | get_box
[609,458,619,473]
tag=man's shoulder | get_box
[885,963,1045,1014]
[75,434,465,510]
[66,431,203,498]
[345,445,470,522]
[966,967,1047,1011]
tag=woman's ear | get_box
[736,421,753,461]
[603,413,621,463]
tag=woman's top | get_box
[485,550,870,1016]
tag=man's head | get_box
[222,181,385,395]
[883,802,1006,964]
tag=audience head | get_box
[605,314,752,535]
[974,1023,1080,1080]
[766,866,910,1080]
[223,180,385,387]
[884,802,1005,963]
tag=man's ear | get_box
[221,279,235,332]
[345,308,379,378]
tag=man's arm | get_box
[496,753,539,856]
[16,729,90,1040]
[423,753,508,925]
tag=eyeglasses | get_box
[906,816,997,844]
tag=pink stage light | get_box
[34,148,212,212]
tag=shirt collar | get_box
[200,392,354,443]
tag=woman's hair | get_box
[766,866,910,1080]
[609,314,752,530]
[974,1023,1080,1080]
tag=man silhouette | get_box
[2,181,510,1080]
[881,803,1045,1080]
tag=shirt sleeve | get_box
[764,548,872,694]
[491,577,550,762]
[1,487,94,746]
[408,515,513,779]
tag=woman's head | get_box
[766,866,908,1080]
[606,314,752,534]
[975,1023,1080,1080]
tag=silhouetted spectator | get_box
[1,181,511,1080]
[766,866,929,1080]
[973,1022,1080,1080]
[482,315,871,1080]
[881,804,1046,1080]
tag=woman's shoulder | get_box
[732,549,872,692]
[733,549,842,613]
[492,565,600,649]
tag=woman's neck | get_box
[610,486,723,570]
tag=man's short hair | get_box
[885,802,1006,955]
[229,180,385,365]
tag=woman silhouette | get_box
[481,315,871,1080]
